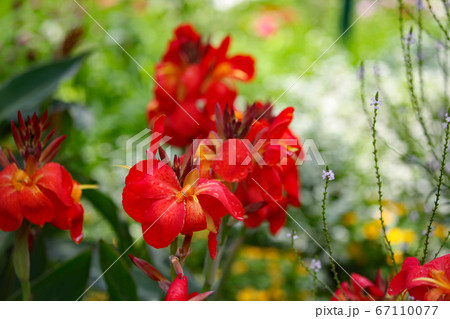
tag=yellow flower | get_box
[435,224,448,240]
[296,263,308,276]
[270,287,286,300]
[387,250,403,266]
[363,220,381,240]
[236,287,269,301]
[264,247,280,260]
[387,227,404,244]
[403,229,416,243]
[232,261,249,275]
[383,209,396,226]
[241,246,264,259]
[383,200,407,217]
[342,211,358,226]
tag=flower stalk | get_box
[422,121,449,263]
[12,221,31,301]
[371,93,398,272]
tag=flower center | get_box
[413,269,450,292]
[176,184,195,202]
[11,169,33,191]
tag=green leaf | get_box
[83,189,133,250]
[99,240,138,301]
[0,53,87,122]
[11,249,92,301]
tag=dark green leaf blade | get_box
[83,189,133,250]
[0,53,87,122]
[11,249,92,301]
[99,240,138,301]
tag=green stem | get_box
[320,168,347,299]
[202,223,228,292]
[422,122,450,263]
[359,61,372,127]
[434,231,450,259]
[290,247,337,300]
[425,0,450,42]
[371,99,398,272]
[169,238,178,280]
[13,221,31,301]
[213,227,246,300]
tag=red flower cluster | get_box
[332,271,387,301]
[0,112,84,243]
[388,254,450,301]
[122,115,244,258]
[129,254,213,301]
[124,24,301,262]
[198,102,302,234]
[147,24,255,147]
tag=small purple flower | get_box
[422,227,435,236]
[403,32,415,46]
[443,113,450,129]
[287,230,299,240]
[370,96,382,110]
[322,169,335,181]
[310,259,322,273]
[416,0,425,10]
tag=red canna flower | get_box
[122,115,244,255]
[0,111,84,243]
[388,254,450,301]
[332,271,387,301]
[147,24,255,147]
[129,254,213,301]
[199,102,301,234]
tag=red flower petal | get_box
[129,254,170,284]
[0,164,23,231]
[266,201,287,235]
[125,160,180,199]
[351,273,384,300]
[196,179,244,221]
[228,55,255,81]
[252,166,283,202]
[142,197,186,249]
[208,231,218,260]
[181,198,206,235]
[387,257,420,296]
[165,274,189,301]
[267,107,294,139]
[188,291,214,301]
[34,162,73,206]
[282,158,300,206]
[148,115,166,158]
[67,202,84,244]
[211,139,253,183]
[20,185,53,226]
[122,187,158,223]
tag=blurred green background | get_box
[0,0,448,300]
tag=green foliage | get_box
[13,250,92,301]
[0,54,87,122]
[98,240,138,301]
